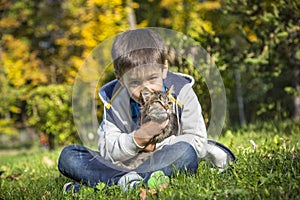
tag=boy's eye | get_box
[149,76,158,81]
[129,81,140,86]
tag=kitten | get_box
[139,86,178,143]
[114,87,179,170]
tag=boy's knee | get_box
[174,142,198,170]
[58,144,78,172]
[59,144,77,159]
[175,142,197,157]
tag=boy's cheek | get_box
[127,88,142,102]
[129,87,142,96]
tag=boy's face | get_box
[119,65,166,103]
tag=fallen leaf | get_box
[6,173,21,180]
[250,140,257,150]
[140,188,148,200]
[42,190,51,200]
[42,156,55,167]
[1,165,8,171]
[139,183,169,200]
[290,146,295,159]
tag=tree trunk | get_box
[50,64,57,84]
[127,0,136,30]
[48,133,55,150]
[293,67,300,121]
[234,67,246,126]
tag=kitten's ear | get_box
[166,85,174,95]
[139,87,152,103]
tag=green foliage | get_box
[1,121,299,199]
[200,0,300,123]
[0,66,18,116]
[0,0,299,149]
[26,84,78,147]
[0,148,65,200]
[0,119,17,136]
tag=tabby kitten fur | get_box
[139,86,178,143]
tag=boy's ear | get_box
[162,60,168,79]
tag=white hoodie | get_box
[97,72,208,169]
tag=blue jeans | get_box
[58,142,198,187]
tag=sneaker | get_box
[206,139,236,172]
[147,170,170,190]
[118,171,143,192]
[63,182,81,194]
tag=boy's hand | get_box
[143,142,156,152]
[134,119,169,148]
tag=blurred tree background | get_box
[0,0,299,150]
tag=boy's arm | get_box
[98,119,167,162]
[180,85,207,138]
[134,120,169,147]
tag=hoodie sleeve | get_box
[180,85,207,138]
[97,118,142,162]
[162,84,208,159]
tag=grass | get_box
[0,120,299,200]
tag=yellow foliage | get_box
[243,25,258,42]
[161,0,220,11]
[1,35,47,87]
[81,0,129,52]
[65,56,85,83]
[160,0,217,35]
[160,0,178,7]
[132,2,139,9]
[248,34,258,43]
[10,106,21,114]
[71,56,84,70]
[137,20,148,28]
[0,17,20,28]
[197,1,221,10]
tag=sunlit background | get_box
[0,0,299,150]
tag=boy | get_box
[58,28,235,193]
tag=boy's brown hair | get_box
[111,28,165,77]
